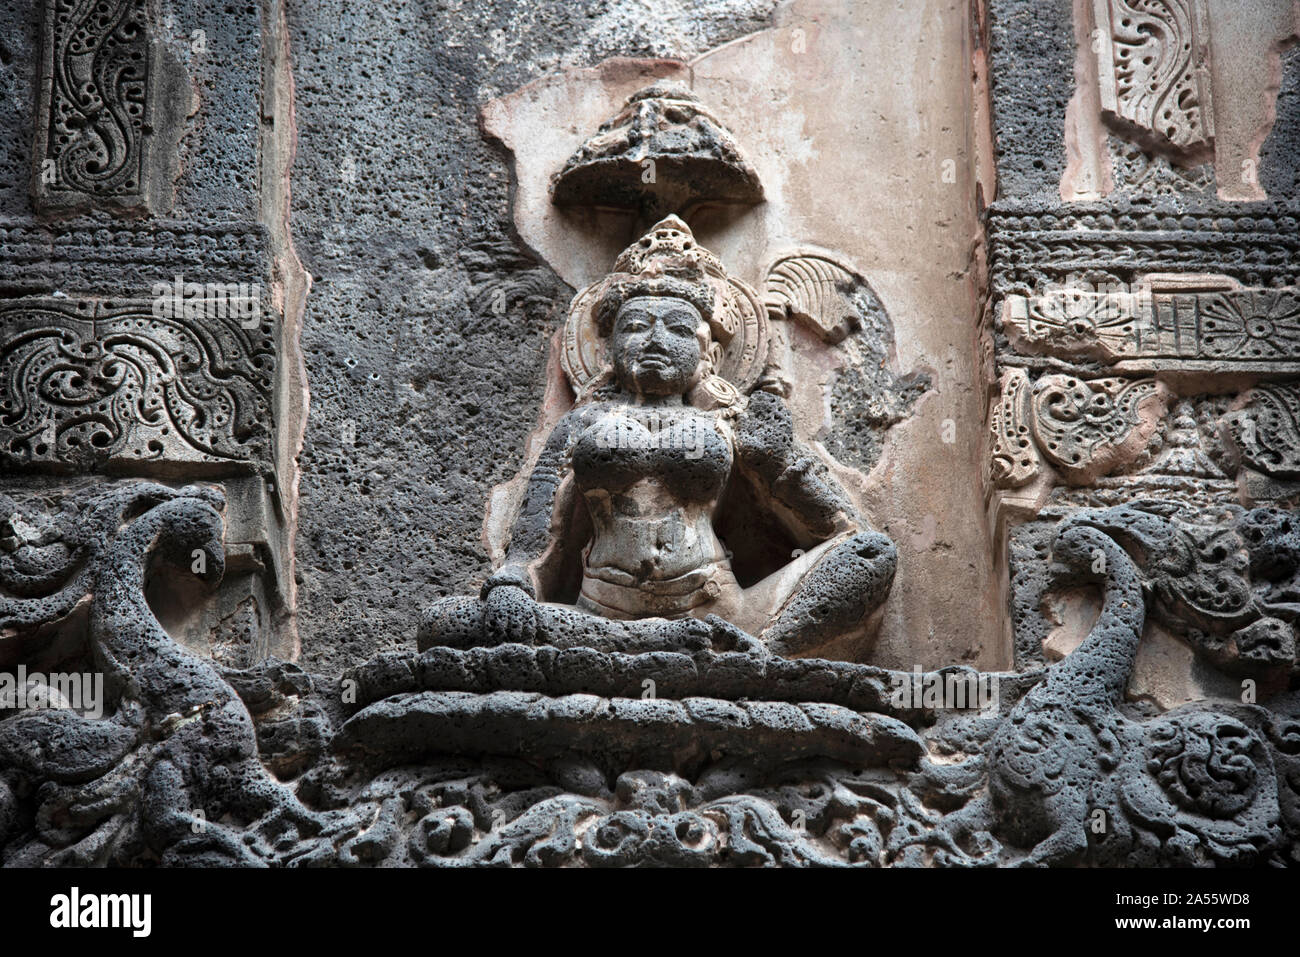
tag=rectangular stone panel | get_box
[30,0,204,218]
[986,203,1300,294]
[1002,273,1300,372]
[0,294,274,473]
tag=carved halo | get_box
[561,218,769,397]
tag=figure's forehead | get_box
[617,296,701,318]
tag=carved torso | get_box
[571,403,735,616]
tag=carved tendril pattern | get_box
[0,299,274,470]
[1227,383,1300,479]
[45,0,150,199]
[1098,0,1212,151]
[1030,376,1162,479]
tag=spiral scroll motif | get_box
[37,0,151,208]
[0,298,274,471]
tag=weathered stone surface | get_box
[0,480,1291,867]
[287,2,780,677]
[552,82,763,218]
[1004,0,1300,203]
[0,220,271,297]
[2,0,1297,873]
[0,0,305,685]
[989,368,1040,489]
[983,0,1300,871]
[1003,274,1300,371]
[986,205,1300,295]
[1028,375,1171,484]
[335,690,924,770]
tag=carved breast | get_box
[571,408,732,503]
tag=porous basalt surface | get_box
[286,0,780,675]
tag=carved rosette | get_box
[1002,284,1144,363]
[1194,290,1300,362]
[995,273,1300,498]
[1003,276,1300,372]
[976,0,1300,871]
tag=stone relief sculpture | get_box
[0,484,354,865]
[421,216,897,659]
[7,0,301,673]
[1092,0,1215,156]
[898,505,1295,867]
[6,476,1297,866]
[1069,0,1300,200]
[32,0,193,216]
[551,83,764,219]
[0,296,275,471]
[1003,275,1300,370]
[2,1,1299,875]
[981,0,1300,868]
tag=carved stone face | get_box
[610,296,710,397]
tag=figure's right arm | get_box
[484,409,584,602]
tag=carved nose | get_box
[646,324,670,345]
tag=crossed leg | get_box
[725,530,897,658]
[419,531,895,659]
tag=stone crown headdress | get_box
[562,215,767,399]
[595,216,737,344]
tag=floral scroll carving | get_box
[1224,383,1300,480]
[0,297,274,472]
[32,0,192,215]
[988,372,1169,488]
[1092,0,1214,155]
[988,368,1039,489]
[1030,376,1169,485]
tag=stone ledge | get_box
[0,219,271,296]
[346,643,1004,723]
[335,689,926,771]
[986,200,1300,291]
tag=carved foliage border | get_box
[0,296,275,472]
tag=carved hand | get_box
[482,584,538,645]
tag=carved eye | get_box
[617,312,650,332]
[663,308,701,334]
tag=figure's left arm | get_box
[734,390,898,655]
[733,390,861,544]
